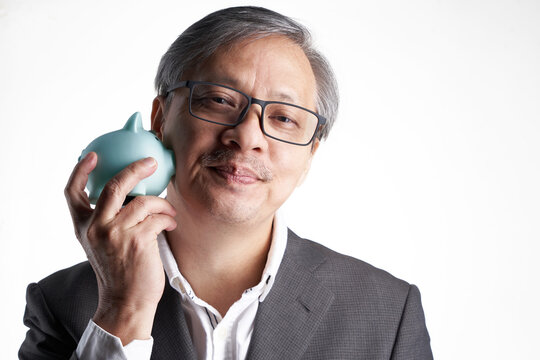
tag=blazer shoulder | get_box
[283,230,433,359]
[286,229,411,299]
[37,261,96,298]
[20,262,98,358]
[31,261,98,328]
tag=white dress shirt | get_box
[76,211,287,360]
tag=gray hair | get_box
[154,6,339,140]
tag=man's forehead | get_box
[195,37,304,69]
[186,36,316,106]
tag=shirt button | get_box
[215,326,228,341]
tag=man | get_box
[19,6,433,360]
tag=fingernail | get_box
[142,157,157,168]
[80,152,95,162]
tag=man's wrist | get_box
[77,320,154,360]
[93,302,157,345]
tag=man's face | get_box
[153,35,319,225]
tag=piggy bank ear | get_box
[151,96,166,140]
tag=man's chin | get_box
[208,201,261,225]
[183,178,268,224]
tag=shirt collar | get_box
[258,210,287,301]
[157,209,288,303]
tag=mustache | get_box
[200,148,273,182]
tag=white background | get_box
[1,0,539,358]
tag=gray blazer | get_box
[19,230,433,359]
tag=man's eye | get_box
[269,115,299,128]
[211,97,229,105]
[193,95,236,108]
[276,116,293,123]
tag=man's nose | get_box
[220,104,268,152]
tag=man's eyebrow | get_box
[268,90,299,104]
[200,75,241,88]
[199,75,303,105]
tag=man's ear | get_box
[151,96,166,141]
[296,139,320,187]
[311,138,320,155]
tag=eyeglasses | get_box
[166,80,326,146]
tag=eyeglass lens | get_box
[190,83,318,145]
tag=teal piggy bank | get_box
[80,112,175,204]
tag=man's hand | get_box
[64,152,177,345]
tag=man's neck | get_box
[164,198,274,316]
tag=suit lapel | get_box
[151,279,197,360]
[246,231,335,360]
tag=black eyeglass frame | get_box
[166,80,326,146]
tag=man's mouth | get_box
[201,149,273,183]
[212,164,260,185]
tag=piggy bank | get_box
[79,112,175,204]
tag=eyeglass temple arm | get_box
[165,81,189,95]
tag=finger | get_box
[64,152,97,220]
[116,196,177,229]
[134,214,178,238]
[94,157,157,222]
